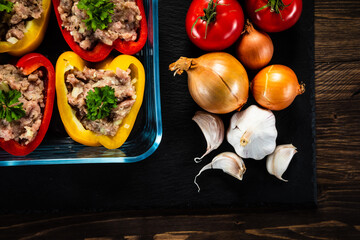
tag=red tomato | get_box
[245,0,303,32]
[186,0,244,51]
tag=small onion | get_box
[251,65,305,111]
[236,20,274,70]
[169,52,249,114]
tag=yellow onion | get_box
[236,20,274,70]
[251,65,305,111]
[169,52,249,114]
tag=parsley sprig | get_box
[77,0,114,31]
[0,0,13,13]
[0,89,26,122]
[86,86,117,121]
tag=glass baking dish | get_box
[0,0,162,166]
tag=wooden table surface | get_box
[1,0,359,239]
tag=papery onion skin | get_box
[251,65,305,111]
[169,52,249,114]
[236,20,274,70]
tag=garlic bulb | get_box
[227,105,277,160]
[194,152,246,192]
[266,144,297,182]
[192,111,224,163]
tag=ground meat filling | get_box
[58,0,142,50]
[0,0,43,43]
[0,65,45,145]
[65,66,136,137]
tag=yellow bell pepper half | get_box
[56,51,145,149]
[0,0,51,56]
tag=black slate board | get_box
[0,0,316,212]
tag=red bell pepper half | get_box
[0,53,55,156]
[52,0,148,62]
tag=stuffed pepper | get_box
[53,0,148,62]
[0,53,55,156]
[56,51,145,149]
[0,0,51,56]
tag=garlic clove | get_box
[266,144,297,182]
[192,111,224,163]
[194,152,246,192]
[227,105,277,160]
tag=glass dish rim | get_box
[0,0,162,167]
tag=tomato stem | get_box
[191,0,223,39]
[255,0,293,20]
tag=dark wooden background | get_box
[0,0,359,239]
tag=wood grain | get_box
[314,0,360,225]
[315,1,360,63]
[0,0,359,239]
[0,212,359,239]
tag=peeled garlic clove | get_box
[227,105,277,160]
[194,152,246,192]
[266,144,297,182]
[192,111,224,163]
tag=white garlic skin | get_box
[192,111,224,163]
[266,144,297,182]
[227,105,277,160]
[194,152,246,192]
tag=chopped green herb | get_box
[0,89,26,122]
[0,0,13,13]
[77,0,114,31]
[86,86,117,121]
